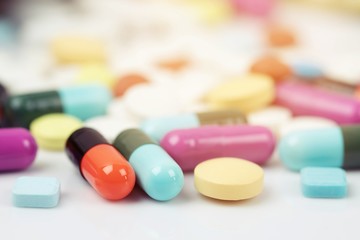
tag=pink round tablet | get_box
[230,0,274,17]
[160,125,275,171]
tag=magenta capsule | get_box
[160,125,275,171]
[276,82,360,124]
[0,128,38,172]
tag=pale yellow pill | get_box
[204,73,275,113]
[76,64,116,89]
[194,158,264,201]
[30,114,83,151]
[51,36,106,64]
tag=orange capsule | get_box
[114,74,149,97]
[65,127,135,200]
[250,55,292,82]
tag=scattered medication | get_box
[65,128,135,200]
[113,129,184,201]
[13,177,60,208]
[141,110,246,142]
[276,82,360,124]
[205,73,275,113]
[250,55,292,82]
[194,158,264,201]
[3,84,111,128]
[30,113,83,151]
[301,167,347,198]
[279,125,360,171]
[114,73,149,97]
[0,128,37,172]
[160,125,275,171]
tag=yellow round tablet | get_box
[76,64,116,89]
[30,114,83,151]
[204,73,275,113]
[194,158,264,201]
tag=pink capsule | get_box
[276,82,360,124]
[160,125,275,171]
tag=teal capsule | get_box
[113,129,184,201]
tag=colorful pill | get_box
[250,55,292,82]
[0,83,8,127]
[114,73,149,97]
[194,158,264,201]
[113,129,184,201]
[279,125,360,171]
[267,25,296,47]
[0,128,37,172]
[141,110,246,142]
[3,84,111,128]
[160,125,275,171]
[65,128,135,200]
[276,82,360,124]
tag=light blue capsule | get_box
[292,62,323,79]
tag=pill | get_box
[247,106,292,138]
[157,57,189,72]
[194,158,264,201]
[250,55,292,82]
[0,128,37,172]
[141,110,246,142]
[301,167,347,198]
[291,62,323,79]
[51,36,106,64]
[187,0,232,24]
[114,73,149,97]
[230,0,274,16]
[113,129,184,201]
[204,73,275,113]
[3,84,111,128]
[276,82,360,124]
[279,116,336,139]
[65,128,135,200]
[13,177,60,208]
[160,125,275,171]
[0,83,8,127]
[267,25,296,47]
[279,125,360,171]
[30,113,82,151]
[76,64,116,89]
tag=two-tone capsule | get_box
[0,128,37,172]
[3,84,111,128]
[113,129,184,201]
[65,128,135,200]
[160,125,276,171]
[279,125,360,171]
[140,110,246,142]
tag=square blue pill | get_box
[13,177,61,208]
[301,167,347,198]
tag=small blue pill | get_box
[13,177,60,208]
[292,62,323,79]
[301,167,347,198]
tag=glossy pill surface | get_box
[160,125,275,171]
[0,128,37,172]
[194,158,264,201]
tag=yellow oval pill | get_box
[30,114,83,151]
[194,158,264,201]
[204,73,275,113]
[76,64,116,89]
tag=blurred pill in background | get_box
[113,73,149,97]
[291,62,323,80]
[65,127,135,200]
[0,128,37,172]
[141,110,246,142]
[0,82,8,127]
[194,158,264,201]
[279,125,360,171]
[276,82,360,124]
[30,113,82,151]
[75,64,116,89]
[160,125,275,171]
[204,73,275,113]
[230,0,274,17]
[3,84,111,128]
[250,55,292,82]
[113,129,184,201]
[267,25,296,47]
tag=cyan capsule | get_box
[140,110,246,142]
[279,125,360,171]
[3,84,111,128]
[113,129,184,201]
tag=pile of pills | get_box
[1,0,359,208]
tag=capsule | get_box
[113,129,184,201]
[160,125,276,171]
[276,82,360,124]
[0,83,9,127]
[3,84,111,128]
[0,128,37,172]
[140,110,246,142]
[65,127,135,200]
[279,125,360,171]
